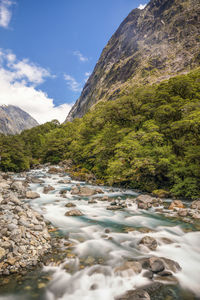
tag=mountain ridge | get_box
[0,105,39,135]
[66,0,200,121]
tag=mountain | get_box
[66,0,200,121]
[0,105,39,135]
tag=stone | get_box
[26,191,40,199]
[88,199,97,204]
[116,289,150,300]
[65,209,83,216]
[143,270,154,279]
[99,196,109,201]
[95,188,103,194]
[65,203,76,207]
[43,185,55,194]
[149,258,165,273]
[0,247,6,260]
[178,209,188,217]
[48,167,63,174]
[78,186,97,196]
[169,200,185,210]
[106,205,122,210]
[136,195,157,209]
[139,236,158,251]
[191,200,200,210]
[115,261,142,274]
[30,177,45,184]
[71,186,80,195]
[152,189,170,198]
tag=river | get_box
[0,167,200,300]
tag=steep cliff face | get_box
[0,105,39,135]
[66,0,200,121]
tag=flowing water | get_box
[0,167,200,300]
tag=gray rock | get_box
[0,247,6,260]
[26,191,40,199]
[65,202,76,207]
[65,209,83,216]
[139,236,158,251]
[149,258,165,273]
[43,185,55,194]
[191,200,200,210]
[116,289,150,300]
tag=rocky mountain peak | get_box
[66,0,200,121]
[0,105,39,135]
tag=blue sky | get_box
[0,0,147,123]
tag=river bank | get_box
[0,165,200,299]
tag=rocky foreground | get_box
[1,165,200,299]
[0,172,51,276]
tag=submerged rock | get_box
[115,261,142,274]
[65,203,76,207]
[65,209,83,216]
[116,289,150,300]
[139,236,158,251]
[43,185,55,194]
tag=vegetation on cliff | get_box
[0,70,200,199]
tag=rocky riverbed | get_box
[0,172,52,276]
[0,165,200,300]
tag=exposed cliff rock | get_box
[0,105,39,135]
[66,0,200,121]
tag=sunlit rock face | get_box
[65,0,200,122]
[0,105,38,135]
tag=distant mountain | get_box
[66,0,200,121]
[0,105,39,135]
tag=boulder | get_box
[79,186,97,196]
[149,257,165,273]
[115,261,142,274]
[191,200,200,210]
[65,209,83,216]
[152,189,170,198]
[71,186,80,195]
[48,167,64,174]
[29,177,45,184]
[169,200,185,210]
[0,247,6,260]
[106,205,122,210]
[139,236,158,251]
[116,289,150,300]
[26,191,40,199]
[136,195,156,209]
[178,209,188,217]
[99,196,109,201]
[43,185,55,194]
[65,203,76,208]
[149,256,181,273]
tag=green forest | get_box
[0,69,200,199]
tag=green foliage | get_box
[0,69,200,199]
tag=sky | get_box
[0,0,147,124]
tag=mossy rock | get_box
[152,189,170,198]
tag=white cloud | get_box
[73,50,88,62]
[0,49,72,124]
[0,0,14,28]
[64,74,82,92]
[138,4,147,10]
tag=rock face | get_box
[0,105,39,135]
[66,0,200,121]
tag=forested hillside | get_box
[0,70,200,199]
